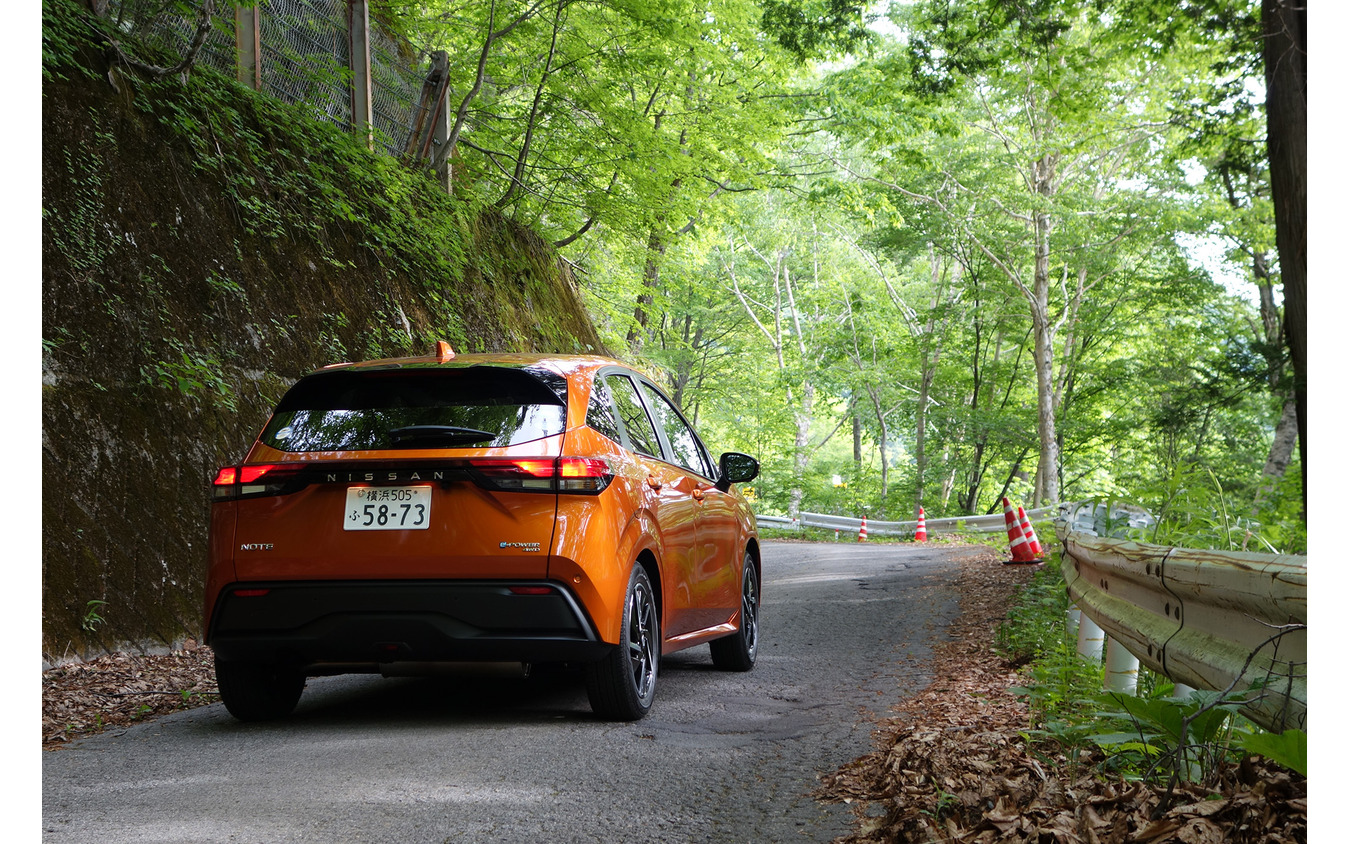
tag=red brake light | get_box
[212,464,305,501]
[465,457,612,494]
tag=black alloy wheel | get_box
[585,565,660,720]
[710,551,759,671]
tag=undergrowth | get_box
[998,561,1306,787]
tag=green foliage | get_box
[1234,728,1306,777]
[42,0,108,82]
[759,0,875,60]
[128,61,474,291]
[1124,462,1301,553]
[139,339,237,413]
[80,600,108,634]
[1009,640,1105,776]
[1088,687,1248,785]
[996,565,1072,665]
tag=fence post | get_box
[432,76,452,192]
[234,5,261,90]
[1104,637,1139,694]
[347,0,374,148]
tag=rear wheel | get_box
[215,660,305,722]
[585,565,659,721]
[710,552,759,671]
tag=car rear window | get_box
[259,366,568,452]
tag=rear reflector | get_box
[232,588,270,597]
[508,585,554,596]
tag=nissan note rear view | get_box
[204,345,762,721]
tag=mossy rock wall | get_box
[41,13,605,660]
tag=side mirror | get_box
[716,452,760,492]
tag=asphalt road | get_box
[42,541,969,844]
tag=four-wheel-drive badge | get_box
[499,542,541,552]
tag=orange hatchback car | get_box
[204,344,761,721]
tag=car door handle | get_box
[647,475,662,490]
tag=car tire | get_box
[710,552,759,672]
[585,565,659,721]
[216,660,306,722]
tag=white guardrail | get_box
[755,507,1055,536]
[1055,512,1307,734]
[757,502,1307,733]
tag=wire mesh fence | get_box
[105,0,432,157]
[106,0,237,72]
[259,0,353,130]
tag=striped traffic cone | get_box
[1017,506,1044,558]
[914,507,928,542]
[857,517,868,542]
[1002,498,1041,564]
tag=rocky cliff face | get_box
[41,19,605,660]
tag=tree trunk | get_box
[790,380,814,519]
[1030,154,1061,506]
[1263,0,1306,512]
[627,228,666,354]
[1254,399,1299,512]
[853,412,863,474]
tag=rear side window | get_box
[605,375,662,459]
[586,376,624,444]
[260,367,567,452]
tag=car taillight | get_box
[212,464,306,501]
[466,457,612,494]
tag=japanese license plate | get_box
[343,486,432,530]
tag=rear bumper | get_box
[206,580,610,669]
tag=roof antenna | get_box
[435,340,456,362]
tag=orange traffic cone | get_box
[915,507,928,541]
[858,517,868,542]
[1002,497,1041,564]
[1017,506,1044,558]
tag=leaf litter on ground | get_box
[814,547,1307,844]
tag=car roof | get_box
[315,349,625,379]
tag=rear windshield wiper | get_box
[387,425,497,446]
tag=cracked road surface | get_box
[42,541,970,843]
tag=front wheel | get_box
[215,660,305,722]
[710,552,759,671]
[585,565,660,721]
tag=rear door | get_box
[601,372,701,637]
[228,365,568,583]
[634,379,741,633]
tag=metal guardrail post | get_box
[1076,613,1105,661]
[1105,637,1139,694]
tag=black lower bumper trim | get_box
[207,580,608,668]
